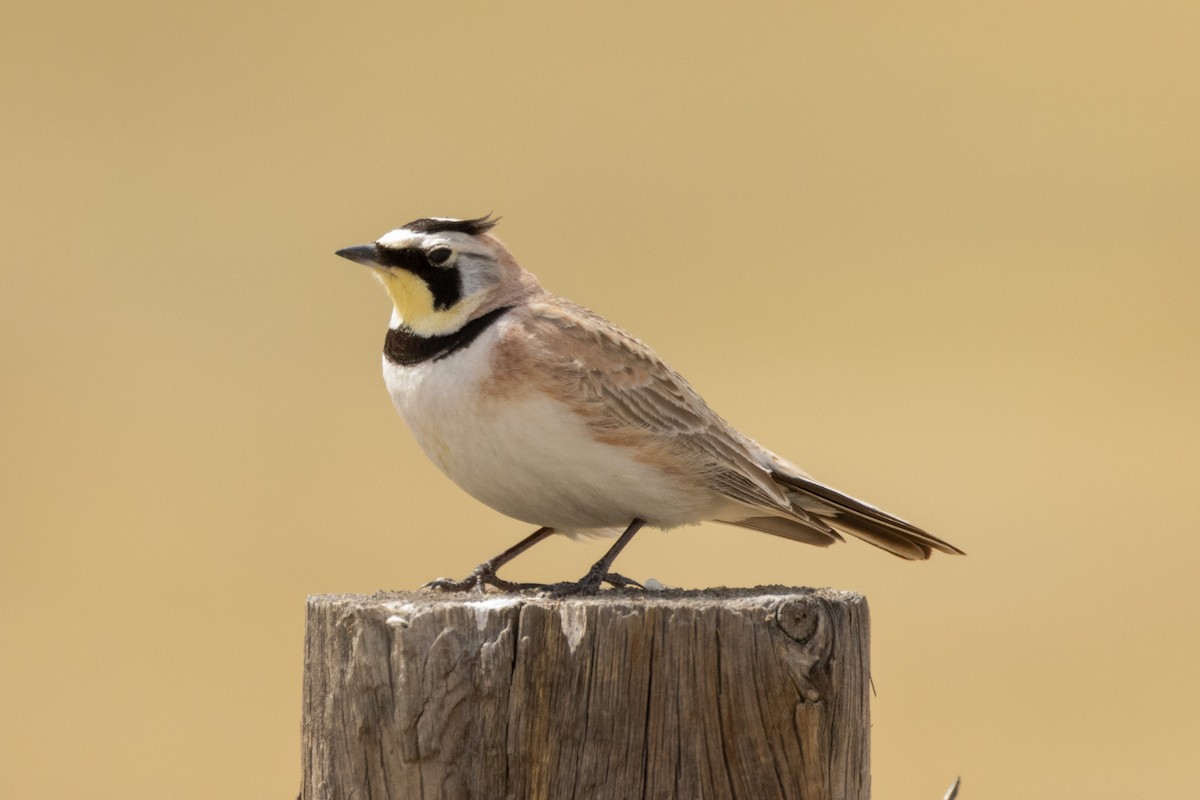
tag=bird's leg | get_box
[424,526,555,593]
[547,518,646,597]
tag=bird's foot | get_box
[543,569,643,597]
[423,562,524,593]
[600,572,643,589]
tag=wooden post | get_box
[301,588,870,800]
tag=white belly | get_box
[382,336,721,533]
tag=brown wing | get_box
[506,297,797,514]
[495,297,961,558]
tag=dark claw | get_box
[542,571,644,597]
[423,559,644,597]
[602,572,644,589]
[423,563,523,593]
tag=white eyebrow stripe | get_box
[376,229,421,249]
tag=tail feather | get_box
[719,514,845,547]
[770,469,964,560]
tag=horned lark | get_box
[335,215,962,594]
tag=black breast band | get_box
[383,306,514,366]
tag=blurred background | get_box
[3,1,1197,797]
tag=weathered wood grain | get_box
[301,588,870,800]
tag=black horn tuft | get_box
[402,215,499,236]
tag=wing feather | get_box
[511,299,791,511]
[503,297,962,559]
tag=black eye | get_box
[426,246,453,266]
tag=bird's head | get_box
[335,215,541,335]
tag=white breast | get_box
[381,325,724,533]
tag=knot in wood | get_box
[774,596,834,702]
[776,595,830,648]
[776,596,822,644]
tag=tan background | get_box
[3,1,1198,797]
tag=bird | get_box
[335,215,962,594]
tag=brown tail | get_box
[769,469,964,560]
